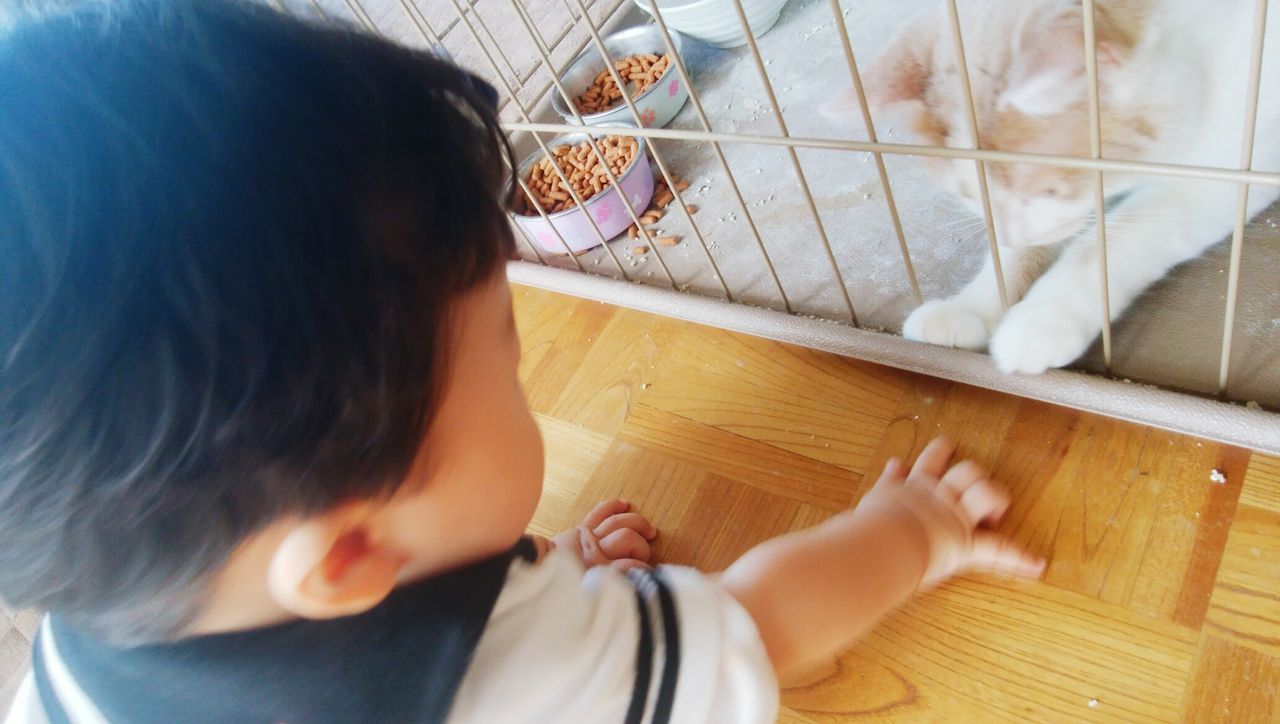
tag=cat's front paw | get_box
[989,304,1096,374]
[902,299,994,350]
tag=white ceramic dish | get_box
[632,0,788,48]
[552,26,690,128]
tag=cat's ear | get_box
[1000,0,1132,117]
[827,6,941,121]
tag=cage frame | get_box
[271,0,1280,454]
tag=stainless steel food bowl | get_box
[510,125,656,254]
[551,25,689,128]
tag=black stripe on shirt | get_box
[512,535,539,563]
[650,573,681,724]
[31,629,72,724]
[624,582,656,724]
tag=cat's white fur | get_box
[833,0,1280,374]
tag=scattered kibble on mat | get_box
[575,54,671,115]
[516,135,639,216]
[624,173,695,247]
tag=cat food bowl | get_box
[511,126,655,254]
[633,0,787,48]
[552,26,689,129]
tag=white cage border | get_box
[270,0,1280,454]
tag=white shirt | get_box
[6,548,777,723]
[449,550,778,723]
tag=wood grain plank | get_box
[1204,505,1280,656]
[510,284,1269,723]
[543,308,683,436]
[644,326,906,475]
[513,283,579,384]
[1181,635,1280,724]
[1241,454,1280,513]
[783,579,1198,723]
[526,413,613,537]
[663,473,808,571]
[618,404,862,511]
[1009,416,1248,626]
[560,438,708,558]
[518,293,616,416]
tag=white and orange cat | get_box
[829,0,1280,374]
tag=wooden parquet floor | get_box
[514,283,1280,723]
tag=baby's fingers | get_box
[582,499,630,530]
[910,437,957,481]
[872,457,906,489]
[594,512,658,541]
[970,533,1046,579]
[957,478,1010,527]
[600,527,653,564]
[938,460,988,502]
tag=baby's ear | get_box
[267,504,405,619]
[1000,0,1133,117]
[825,7,939,125]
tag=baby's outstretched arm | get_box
[720,437,1046,678]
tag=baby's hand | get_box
[545,499,658,572]
[861,437,1046,588]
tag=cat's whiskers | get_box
[1097,223,1188,235]
[936,215,985,233]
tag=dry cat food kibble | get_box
[623,173,694,246]
[516,135,639,216]
[575,54,672,115]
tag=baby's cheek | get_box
[502,396,544,495]
[522,408,545,486]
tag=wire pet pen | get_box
[269,0,1280,454]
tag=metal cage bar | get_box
[310,0,598,272]
[267,0,1280,422]
[308,0,332,20]
[433,0,609,52]
[513,167,587,270]
[502,122,1280,187]
[428,0,627,120]
[384,0,612,133]
[943,0,1008,310]
[521,1,631,124]
[338,0,378,33]
[396,0,441,47]
[439,0,636,280]
[643,0,792,312]
[827,0,921,304]
[729,0,858,325]
[511,217,550,265]
[441,0,666,285]
[457,0,524,87]
[566,0,732,299]
[1218,0,1271,392]
[1082,0,1114,370]
[506,0,685,291]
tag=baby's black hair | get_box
[0,0,515,643]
